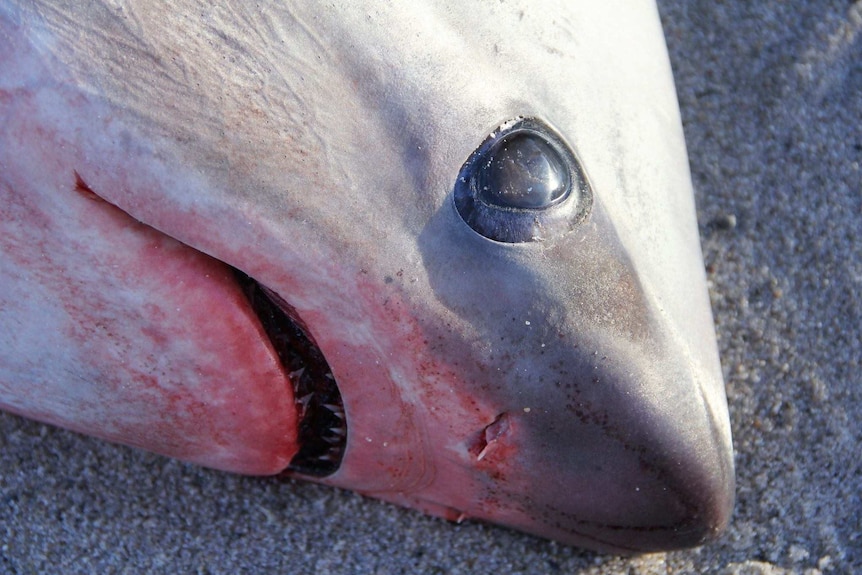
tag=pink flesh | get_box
[0,87,299,476]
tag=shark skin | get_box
[0,1,734,554]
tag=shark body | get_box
[0,1,734,553]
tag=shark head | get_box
[0,1,733,553]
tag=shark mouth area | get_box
[72,172,346,477]
[233,270,347,477]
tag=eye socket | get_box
[453,117,592,243]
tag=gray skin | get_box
[0,1,733,553]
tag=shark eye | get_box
[453,117,592,243]
[476,131,569,209]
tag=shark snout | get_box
[437,317,734,553]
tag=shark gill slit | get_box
[233,271,347,477]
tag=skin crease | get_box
[0,1,733,554]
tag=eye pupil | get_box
[476,132,570,209]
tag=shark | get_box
[0,1,735,554]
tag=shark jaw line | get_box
[73,172,347,477]
[233,270,347,477]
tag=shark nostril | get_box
[467,413,511,462]
[233,270,346,477]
